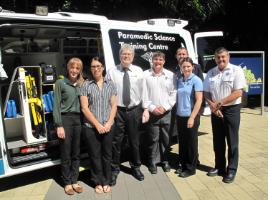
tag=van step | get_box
[11,151,49,165]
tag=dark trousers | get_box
[177,115,200,173]
[211,104,240,173]
[60,113,81,186]
[169,105,178,138]
[147,111,171,165]
[83,125,113,185]
[111,105,142,172]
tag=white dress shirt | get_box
[107,64,143,107]
[142,68,177,112]
[203,63,247,106]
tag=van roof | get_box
[0,12,189,29]
[0,12,108,24]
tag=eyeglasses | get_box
[121,53,132,56]
[91,65,102,69]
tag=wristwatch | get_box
[217,102,223,108]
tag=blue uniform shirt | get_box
[177,74,203,117]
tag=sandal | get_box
[64,185,75,195]
[72,183,83,193]
[103,185,111,193]
[95,185,103,194]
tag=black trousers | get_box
[83,125,113,185]
[177,115,200,173]
[169,105,178,138]
[60,113,81,186]
[211,104,241,173]
[147,111,171,165]
[111,105,142,171]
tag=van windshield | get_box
[108,29,186,71]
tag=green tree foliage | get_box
[0,0,224,22]
[158,0,224,21]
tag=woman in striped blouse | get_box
[80,57,117,193]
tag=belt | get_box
[117,105,139,112]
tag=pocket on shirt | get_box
[165,77,174,91]
[222,76,234,87]
[209,80,217,90]
[129,75,139,85]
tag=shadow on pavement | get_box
[0,165,60,192]
[198,131,209,136]
[197,164,213,173]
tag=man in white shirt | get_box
[142,51,177,174]
[107,44,144,185]
[203,47,246,183]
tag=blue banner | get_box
[230,53,264,95]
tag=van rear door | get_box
[194,31,224,72]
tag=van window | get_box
[0,24,103,82]
[108,29,186,71]
[196,36,224,72]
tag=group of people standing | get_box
[53,44,246,195]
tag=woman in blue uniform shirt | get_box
[176,57,203,178]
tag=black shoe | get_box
[179,171,195,178]
[148,164,157,174]
[110,172,119,186]
[132,168,144,181]
[223,173,236,183]
[162,162,171,172]
[207,168,225,177]
[174,164,182,174]
[175,168,182,174]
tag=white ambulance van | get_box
[0,11,223,178]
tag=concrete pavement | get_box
[167,107,268,200]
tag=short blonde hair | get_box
[67,57,84,86]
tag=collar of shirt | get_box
[118,64,133,72]
[183,73,195,82]
[216,63,232,73]
[177,65,183,74]
[64,77,77,87]
[88,77,109,85]
[149,67,167,77]
[175,65,180,73]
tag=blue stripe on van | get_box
[0,159,4,175]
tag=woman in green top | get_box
[53,57,84,195]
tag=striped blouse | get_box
[80,78,117,128]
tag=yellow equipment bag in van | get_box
[25,75,43,138]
